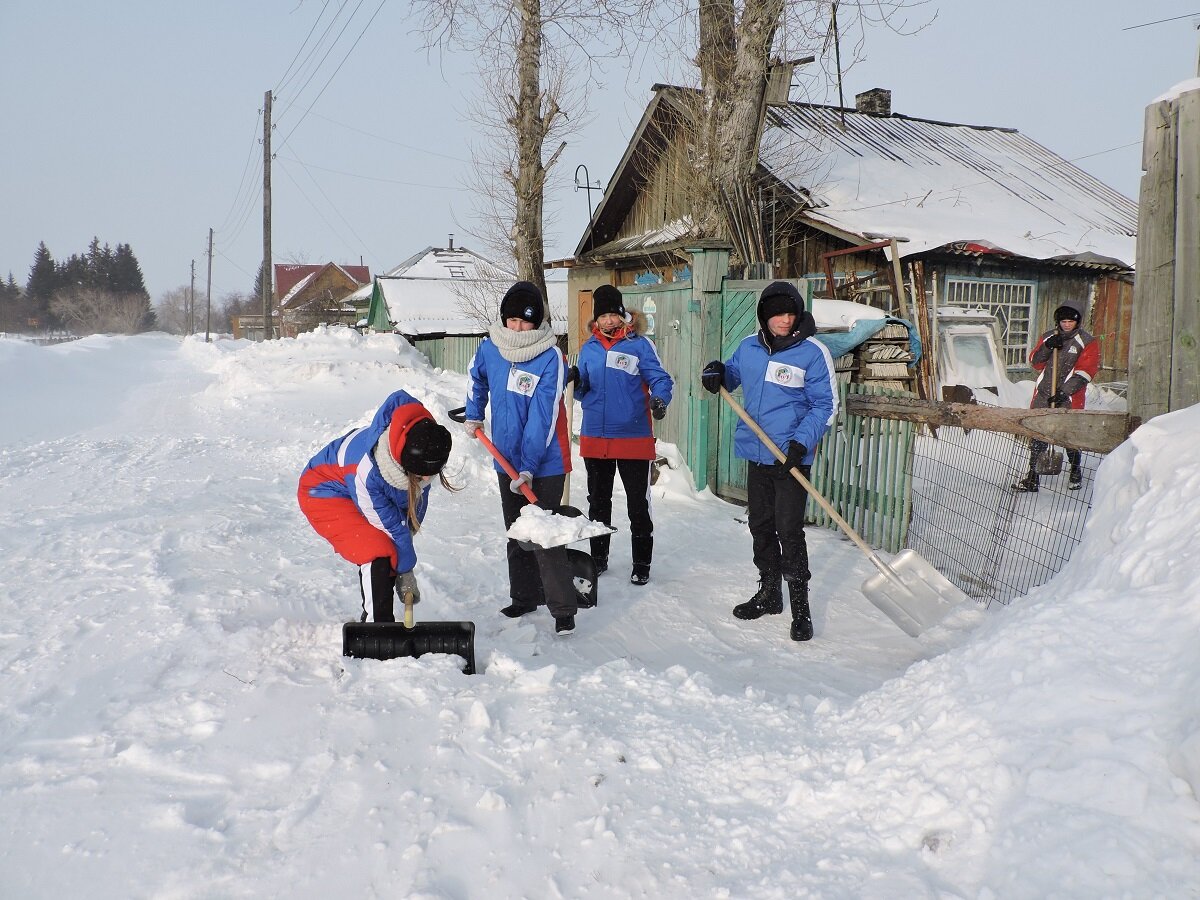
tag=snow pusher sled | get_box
[719,388,970,637]
[343,591,476,674]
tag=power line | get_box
[280,153,382,264]
[275,0,365,126]
[275,151,468,190]
[1122,12,1200,31]
[307,111,472,163]
[215,111,265,235]
[274,0,346,96]
[274,0,386,151]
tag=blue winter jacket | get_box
[301,390,431,573]
[465,340,572,477]
[576,320,674,460]
[724,333,839,466]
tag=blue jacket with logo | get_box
[575,317,673,460]
[723,331,838,466]
[465,340,572,477]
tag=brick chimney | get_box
[855,88,892,117]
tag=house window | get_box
[447,265,467,279]
[943,277,1036,370]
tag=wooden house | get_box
[274,262,371,338]
[567,85,1137,384]
[365,241,568,373]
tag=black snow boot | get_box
[1068,466,1083,489]
[788,580,813,642]
[1012,473,1039,493]
[733,574,783,620]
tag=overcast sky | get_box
[2,1,1197,302]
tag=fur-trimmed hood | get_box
[588,308,648,339]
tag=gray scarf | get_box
[488,320,557,363]
[374,435,410,490]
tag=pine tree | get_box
[25,242,60,330]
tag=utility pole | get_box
[262,89,273,341]
[205,227,213,342]
[189,259,196,336]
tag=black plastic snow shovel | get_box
[718,388,970,637]
[342,593,476,674]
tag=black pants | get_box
[1028,440,1082,473]
[496,472,578,618]
[584,457,654,566]
[359,557,396,622]
[746,461,810,584]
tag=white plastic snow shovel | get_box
[719,388,970,637]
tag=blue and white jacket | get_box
[465,329,572,477]
[576,313,674,460]
[300,390,431,573]
[722,323,839,466]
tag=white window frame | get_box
[943,277,1037,371]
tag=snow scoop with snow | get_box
[446,407,614,552]
[342,592,476,674]
[718,388,970,637]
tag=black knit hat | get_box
[499,281,545,327]
[591,284,628,320]
[1053,305,1082,324]
[399,418,452,476]
[757,281,803,331]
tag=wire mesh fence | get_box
[905,423,1101,607]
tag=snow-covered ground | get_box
[2,330,1198,898]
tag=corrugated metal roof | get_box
[762,105,1137,267]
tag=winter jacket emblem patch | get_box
[766,361,805,387]
[606,349,640,376]
[507,368,540,397]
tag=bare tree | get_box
[411,0,641,307]
[155,286,193,335]
[51,286,154,335]
[647,0,932,271]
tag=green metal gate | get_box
[715,283,762,501]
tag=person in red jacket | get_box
[1013,305,1099,493]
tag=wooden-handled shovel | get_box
[718,387,969,637]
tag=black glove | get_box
[1049,390,1069,407]
[650,396,667,420]
[701,361,725,395]
[784,441,807,470]
[1042,332,1064,351]
[566,365,580,387]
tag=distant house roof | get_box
[274,262,370,299]
[577,86,1137,269]
[367,246,567,335]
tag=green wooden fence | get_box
[581,260,913,554]
[808,382,914,553]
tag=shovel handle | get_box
[403,591,414,629]
[473,430,539,504]
[717,388,905,589]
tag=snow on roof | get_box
[761,105,1137,268]
[1153,77,1200,104]
[375,247,567,335]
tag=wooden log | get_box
[845,394,1132,454]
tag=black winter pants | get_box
[1028,440,1082,473]
[584,457,654,566]
[496,472,578,618]
[746,461,811,584]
